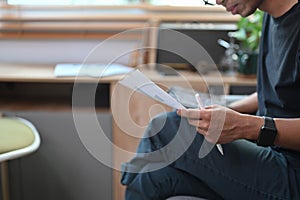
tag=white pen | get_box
[195,93,224,156]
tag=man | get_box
[121,0,300,199]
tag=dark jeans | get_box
[121,112,300,200]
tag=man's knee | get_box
[149,111,180,133]
[147,111,182,141]
[144,111,197,161]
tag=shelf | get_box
[0,81,111,111]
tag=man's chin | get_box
[240,8,258,17]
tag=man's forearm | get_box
[228,92,258,114]
[274,118,300,151]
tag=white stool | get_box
[0,116,40,200]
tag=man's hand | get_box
[177,105,263,144]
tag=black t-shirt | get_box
[257,2,300,118]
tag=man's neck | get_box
[259,0,298,17]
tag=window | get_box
[0,0,236,39]
[8,0,131,5]
[7,0,214,6]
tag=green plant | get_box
[233,10,263,52]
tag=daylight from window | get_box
[8,0,213,6]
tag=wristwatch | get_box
[256,116,277,147]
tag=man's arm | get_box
[228,92,258,114]
[242,114,300,151]
[274,118,300,151]
[178,104,300,152]
[229,93,300,151]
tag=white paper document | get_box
[54,63,133,77]
[119,70,185,109]
[119,70,224,157]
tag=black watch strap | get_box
[264,116,276,130]
[257,116,277,147]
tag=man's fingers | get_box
[177,108,201,119]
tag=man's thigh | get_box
[173,138,291,199]
[123,111,292,199]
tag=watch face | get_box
[261,126,276,133]
[262,125,276,132]
[258,126,277,146]
[257,116,277,147]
